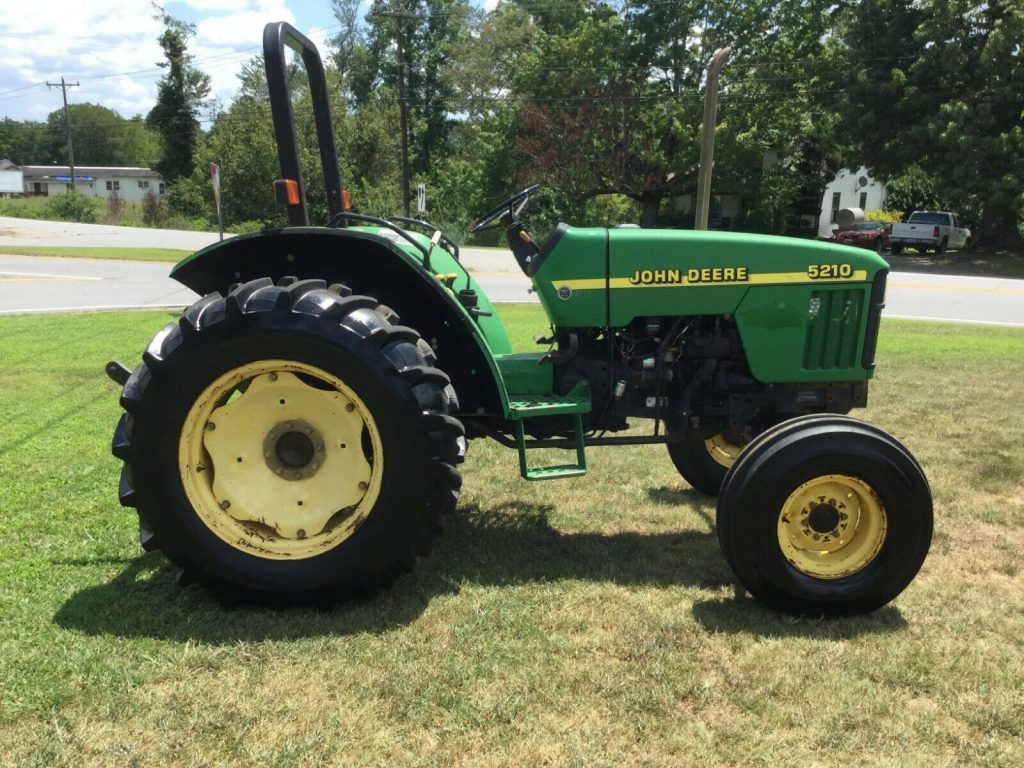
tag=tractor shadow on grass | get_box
[54,500,904,642]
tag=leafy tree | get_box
[147,9,211,181]
[833,0,1024,247]
[344,0,471,176]
[0,119,51,164]
[44,104,159,167]
[883,166,951,219]
[510,1,840,229]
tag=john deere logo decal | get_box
[628,267,750,285]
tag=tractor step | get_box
[512,405,588,481]
[507,392,590,418]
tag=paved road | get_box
[0,255,196,314]
[0,217,1021,325]
[0,216,229,251]
[885,271,1024,327]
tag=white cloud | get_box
[0,0,314,125]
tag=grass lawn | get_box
[0,307,1022,767]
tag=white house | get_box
[817,166,887,238]
[19,165,166,203]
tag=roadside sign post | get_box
[417,183,426,215]
[210,163,224,241]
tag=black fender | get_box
[170,227,503,415]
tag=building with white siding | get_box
[818,166,887,238]
[18,165,165,202]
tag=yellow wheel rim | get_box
[178,360,384,560]
[777,474,887,579]
[705,433,745,468]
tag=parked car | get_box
[890,211,970,254]
[834,221,891,253]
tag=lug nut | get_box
[206,422,216,431]
[220,500,231,509]
[345,403,355,413]
[269,372,278,382]
[358,481,368,491]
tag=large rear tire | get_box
[112,278,464,604]
[717,415,932,616]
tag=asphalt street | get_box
[0,216,1021,326]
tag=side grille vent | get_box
[803,289,864,370]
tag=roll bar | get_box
[263,21,345,226]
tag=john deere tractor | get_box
[107,22,932,616]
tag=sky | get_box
[0,0,342,125]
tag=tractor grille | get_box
[803,288,865,371]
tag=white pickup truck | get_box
[890,211,970,254]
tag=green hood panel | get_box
[533,226,887,330]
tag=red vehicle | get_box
[835,221,891,253]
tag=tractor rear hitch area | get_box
[105,361,132,386]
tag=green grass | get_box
[0,195,212,232]
[1,309,1022,767]
[0,246,190,262]
[0,194,54,220]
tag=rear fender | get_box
[170,227,507,415]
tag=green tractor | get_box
[107,23,931,616]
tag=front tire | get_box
[112,278,464,603]
[717,415,932,616]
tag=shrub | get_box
[105,191,126,224]
[142,191,169,227]
[864,208,904,224]
[45,191,98,223]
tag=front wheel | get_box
[717,415,932,616]
[111,278,464,604]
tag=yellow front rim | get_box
[178,360,384,560]
[777,474,887,579]
[705,433,745,468]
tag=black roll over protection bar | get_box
[263,21,345,226]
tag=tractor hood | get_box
[532,226,888,330]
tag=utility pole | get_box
[47,77,81,192]
[377,8,418,218]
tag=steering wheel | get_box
[469,184,540,233]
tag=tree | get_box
[0,118,50,164]
[44,104,159,167]
[833,0,1024,247]
[147,8,211,181]
[510,1,841,229]
[347,0,471,176]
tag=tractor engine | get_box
[553,315,863,442]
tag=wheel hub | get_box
[806,502,841,534]
[263,419,325,480]
[776,474,887,579]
